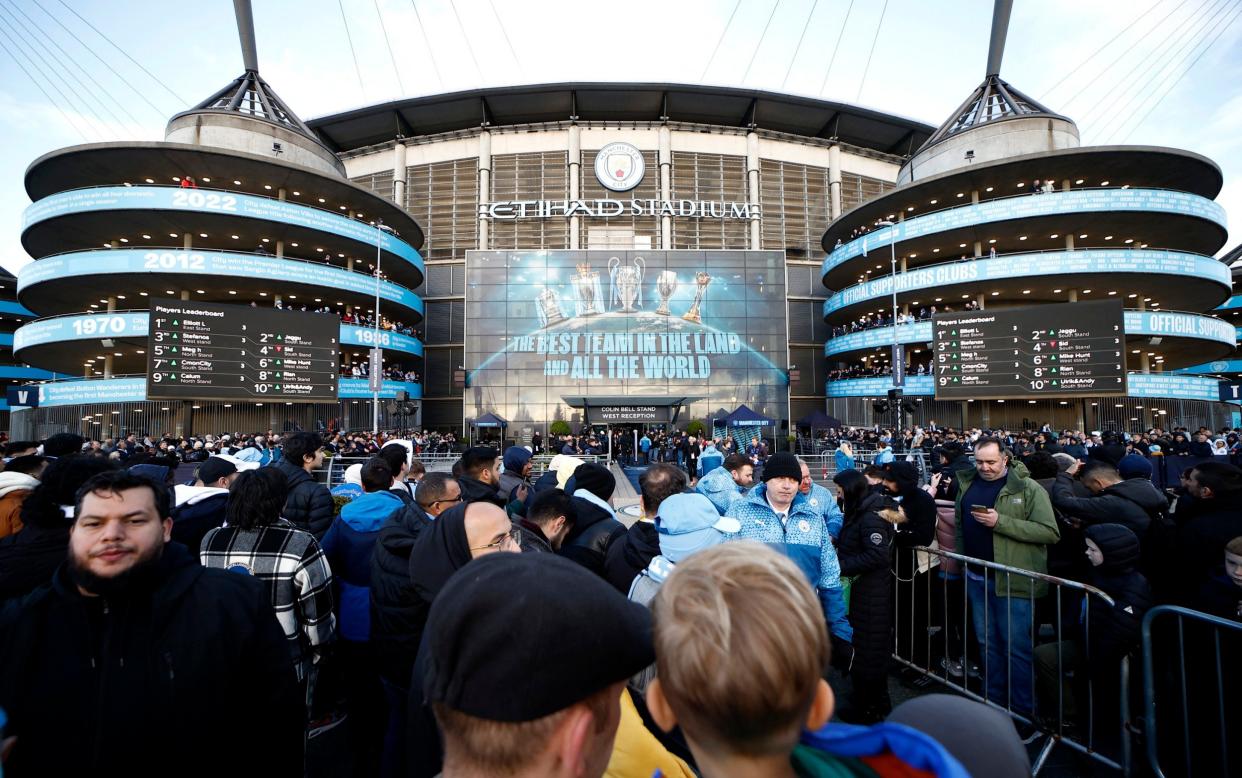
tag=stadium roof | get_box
[308,83,936,156]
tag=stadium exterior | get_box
[9,75,1239,438]
[820,70,1240,432]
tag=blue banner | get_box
[18,250,424,317]
[823,188,1228,278]
[27,377,423,407]
[826,372,1236,402]
[15,313,424,359]
[1175,360,1242,375]
[824,250,1231,314]
[23,186,423,274]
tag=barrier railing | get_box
[321,452,609,488]
[889,546,1130,775]
[799,451,932,485]
[1141,605,1240,778]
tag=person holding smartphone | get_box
[954,436,1059,720]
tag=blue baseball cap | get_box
[654,492,740,562]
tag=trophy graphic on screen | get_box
[654,270,678,315]
[608,256,646,312]
[573,262,602,317]
[682,272,713,323]
[536,287,565,328]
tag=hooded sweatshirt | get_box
[322,489,405,641]
[696,466,745,516]
[1083,523,1152,679]
[170,484,230,553]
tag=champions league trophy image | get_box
[536,287,565,328]
[572,262,603,317]
[608,256,646,312]
[654,270,678,315]
[682,272,713,324]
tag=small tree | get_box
[686,420,707,438]
[549,420,572,437]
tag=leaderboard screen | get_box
[146,299,339,402]
[932,300,1126,400]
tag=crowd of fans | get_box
[0,421,1235,775]
[830,300,981,339]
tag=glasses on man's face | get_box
[470,525,522,552]
[420,494,463,510]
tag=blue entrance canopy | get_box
[470,412,508,428]
[714,404,775,427]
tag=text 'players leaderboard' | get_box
[146,299,339,402]
[932,300,1127,401]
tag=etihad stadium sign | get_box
[479,198,760,220]
[481,142,759,220]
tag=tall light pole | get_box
[876,220,903,443]
[372,219,396,434]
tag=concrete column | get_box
[110,240,120,248]
[1061,179,1071,192]
[183,234,192,249]
[275,295,283,308]
[347,258,355,272]
[897,211,905,223]
[971,190,980,204]
[1140,353,1150,374]
[1137,297,1146,311]
[1068,290,1078,302]
[278,187,287,201]
[275,240,284,259]
[828,144,842,220]
[973,241,982,257]
[569,124,582,249]
[659,125,672,249]
[1065,235,1075,250]
[477,130,492,251]
[976,293,985,309]
[103,355,113,378]
[392,142,407,207]
[746,131,761,250]
[180,291,190,301]
[107,296,116,313]
[900,257,908,272]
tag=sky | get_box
[1,0,1240,278]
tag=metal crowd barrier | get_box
[890,545,1130,775]
[1141,605,1240,778]
[321,452,609,488]
[800,451,932,485]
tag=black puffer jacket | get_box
[836,491,901,681]
[558,495,626,579]
[0,542,303,774]
[272,459,334,539]
[370,502,434,686]
[603,520,660,594]
[1050,473,1161,540]
[0,522,68,602]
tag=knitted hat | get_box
[761,451,802,483]
[1117,453,1153,480]
[572,462,615,501]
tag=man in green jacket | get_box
[955,436,1059,718]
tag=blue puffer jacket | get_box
[795,721,969,778]
[698,447,723,477]
[803,481,844,540]
[726,484,841,592]
[696,466,744,515]
[322,489,404,642]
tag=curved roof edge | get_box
[23,141,423,249]
[823,144,1225,251]
[307,82,936,157]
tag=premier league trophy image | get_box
[572,262,603,317]
[654,270,678,315]
[682,271,713,324]
[536,287,565,328]
[608,256,646,312]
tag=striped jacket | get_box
[200,519,336,680]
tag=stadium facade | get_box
[8,70,1238,438]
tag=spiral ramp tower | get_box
[11,1,424,437]
[821,0,1236,431]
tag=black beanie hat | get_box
[1086,523,1141,574]
[424,552,654,721]
[762,451,802,483]
[572,462,616,501]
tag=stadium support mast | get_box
[233,0,260,73]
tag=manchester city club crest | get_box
[594,142,645,192]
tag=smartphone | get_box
[970,504,988,513]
